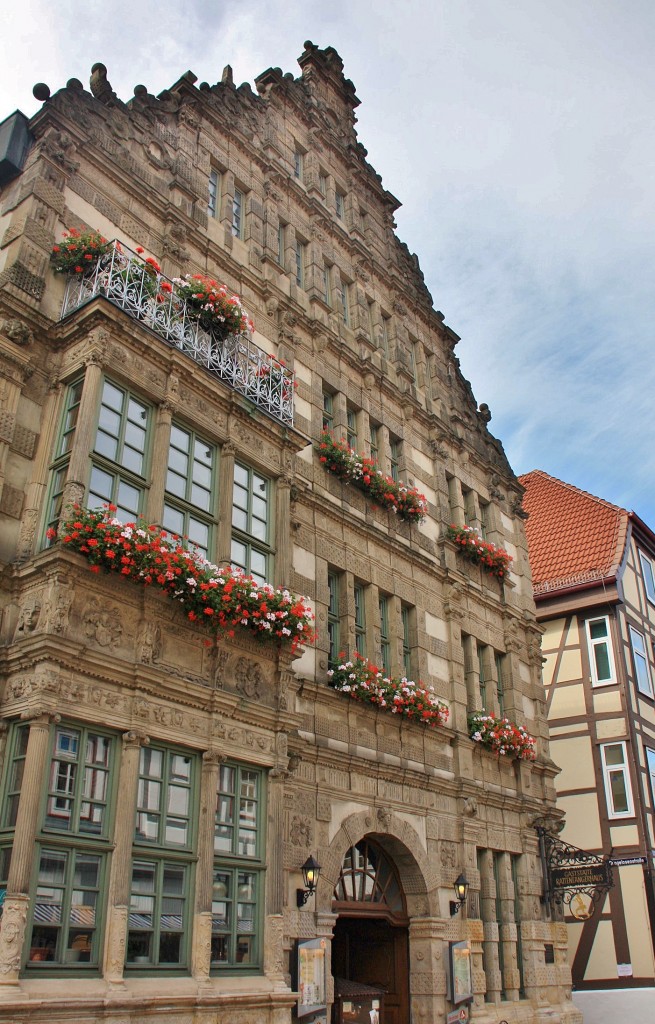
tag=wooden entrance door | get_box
[332,916,409,1024]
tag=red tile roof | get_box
[518,470,628,596]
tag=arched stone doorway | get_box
[331,838,409,1024]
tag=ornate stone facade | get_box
[0,43,578,1024]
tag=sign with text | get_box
[550,862,612,890]
[609,857,646,867]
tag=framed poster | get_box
[295,937,327,1019]
[447,940,473,1006]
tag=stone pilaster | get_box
[275,476,292,588]
[216,439,236,566]
[103,730,148,985]
[191,750,223,980]
[146,402,173,523]
[0,710,58,986]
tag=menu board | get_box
[296,938,327,1019]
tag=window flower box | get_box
[445,524,512,580]
[316,433,427,523]
[328,652,449,728]
[467,711,536,760]
[48,506,315,655]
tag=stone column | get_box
[275,476,292,588]
[265,767,288,918]
[103,731,148,985]
[146,402,173,523]
[60,354,104,515]
[191,750,222,981]
[0,710,58,987]
[216,440,236,566]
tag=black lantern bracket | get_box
[449,873,469,916]
[297,855,321,908]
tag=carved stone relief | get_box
[83,599,124,648]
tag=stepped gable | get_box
[519,469,628,594]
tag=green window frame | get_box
[208,169,220,218]
[346,407,357,449]
[45,725,112,837]
[354,583,366,657]
[339,282,350,326]
[328,571,341,669]
[45,378,84,538]
[380,315,390,358]
[231,462,271,585]
[369,423,379,462]
[479,500,489,539]
[212,763,265,969]
[493,852,507,999]
[293,149,303,180]
[335,190,345,219]
[319,172,327,197]
[379,595,390,675]
[232,189,243,238]
[278,222,286,266]
[510,854,526,998]
[29,846,105,967]
[322,391,334,433]
[495,652,506,715]
[128,745,198,968]
[323,265,331,306]
[389,437,401,483]
[88,378,151,523]
[477,644,488,709]
[401,604,412,678]
[163,423,217,557]
[18,722,116,970]
[295,240,305,288]
[2,723,29,828]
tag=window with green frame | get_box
[354,583,366,657]
[389,437,401,483]
[231,462,271,585]
[401,604,412,677]
[328,571,341,668]
[495,652,506,715]
[477,643,488,708]
[17,722,116,968]
[88,379,150,521]
[0,845,10,921]
[163,423,217,556]
[46,377,152,538]
[369,423,379,462]
[346,407,358,449]
[128,745,197,968]
[45,378,84,537]
[211,763,265,968]
[378,594,390,674]
[322,390,334,432]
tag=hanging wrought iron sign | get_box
[534,822,614,919]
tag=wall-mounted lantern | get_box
[450,873,469,916]
[297,855,321,908]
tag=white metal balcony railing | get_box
[61,241,295,426]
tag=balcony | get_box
[60,241,295,426]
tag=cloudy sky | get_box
[3,1,654,524]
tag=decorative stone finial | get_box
[33,83,51,102]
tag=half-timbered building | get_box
[521,469,655,1021]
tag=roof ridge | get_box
[518,469,627,515]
